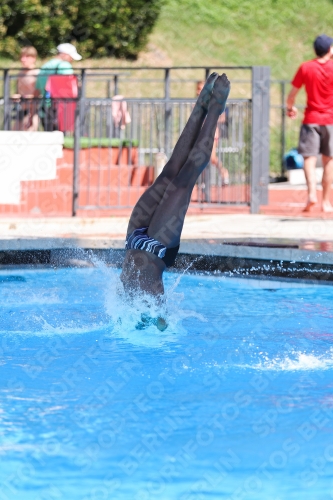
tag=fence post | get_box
[72,69,85,216]
[281,80,286,175]
[114,74,119,96]
[80,69,87,136]
[250,66,270,214]
[3,69,10,130]
[72,99,80,216]
[164,68,171,157]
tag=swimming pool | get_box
[1,267,333,499]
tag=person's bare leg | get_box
[303,156,318,212]
[148,74,230,247]
[28,113,39,132]
[211,115,229,184]
[211,155,229,185]
[125,73,219,235]
[321,154,333,212]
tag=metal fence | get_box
[73,98,252,212]
[270,80,305,175]
[0,66,271,215]
[0,68,297,176]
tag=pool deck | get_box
[0,212,333,267]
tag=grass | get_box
[150,0,333,80]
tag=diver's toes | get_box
[206,72,219,88]
[220,73,230,87]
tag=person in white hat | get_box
[56,43,82,62]
[35,43,82,130]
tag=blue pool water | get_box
[1,267,333,499]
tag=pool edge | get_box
[0,245,333,285]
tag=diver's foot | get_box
[322,201,333,213]
[156,316,168,331]
[303,200,317,212]
[197,72,219,111]
[135,313,168,331]
[209,73,231,114]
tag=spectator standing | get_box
[287,34,333,212]
[12,46,39,131]
[35,43,82,130]
[111,95,131,138]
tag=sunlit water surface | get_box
[1,267,333,500]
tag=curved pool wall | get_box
[1,240,333,499]
[1,237,333,284]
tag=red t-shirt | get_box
[291,59,333,124]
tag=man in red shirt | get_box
[287,34,333,212]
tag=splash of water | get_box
[37,317,107,336]
[98,253,207,345]
[252,348,333,371]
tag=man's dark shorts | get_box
[298,124,333,157]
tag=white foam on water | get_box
[3,316,109,338]
[38,317,109,337]
[251,349,333,371]
[2,291,62,306]
[99,259,203,347]
[1,254,203,343]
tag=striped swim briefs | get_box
[125,227,179,268]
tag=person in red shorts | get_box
[287,34,333,212]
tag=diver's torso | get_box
[120,249,165,297]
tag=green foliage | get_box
[0,0,164,59]
[63,137,139,148]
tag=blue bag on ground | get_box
[283,148,304,170]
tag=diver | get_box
[120,73,230,330]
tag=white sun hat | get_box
[57,43,82,61]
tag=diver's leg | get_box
[126,73,218,235]
[162,72,219,177]
[148,74,230,247]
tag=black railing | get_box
[0,66,270,214]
